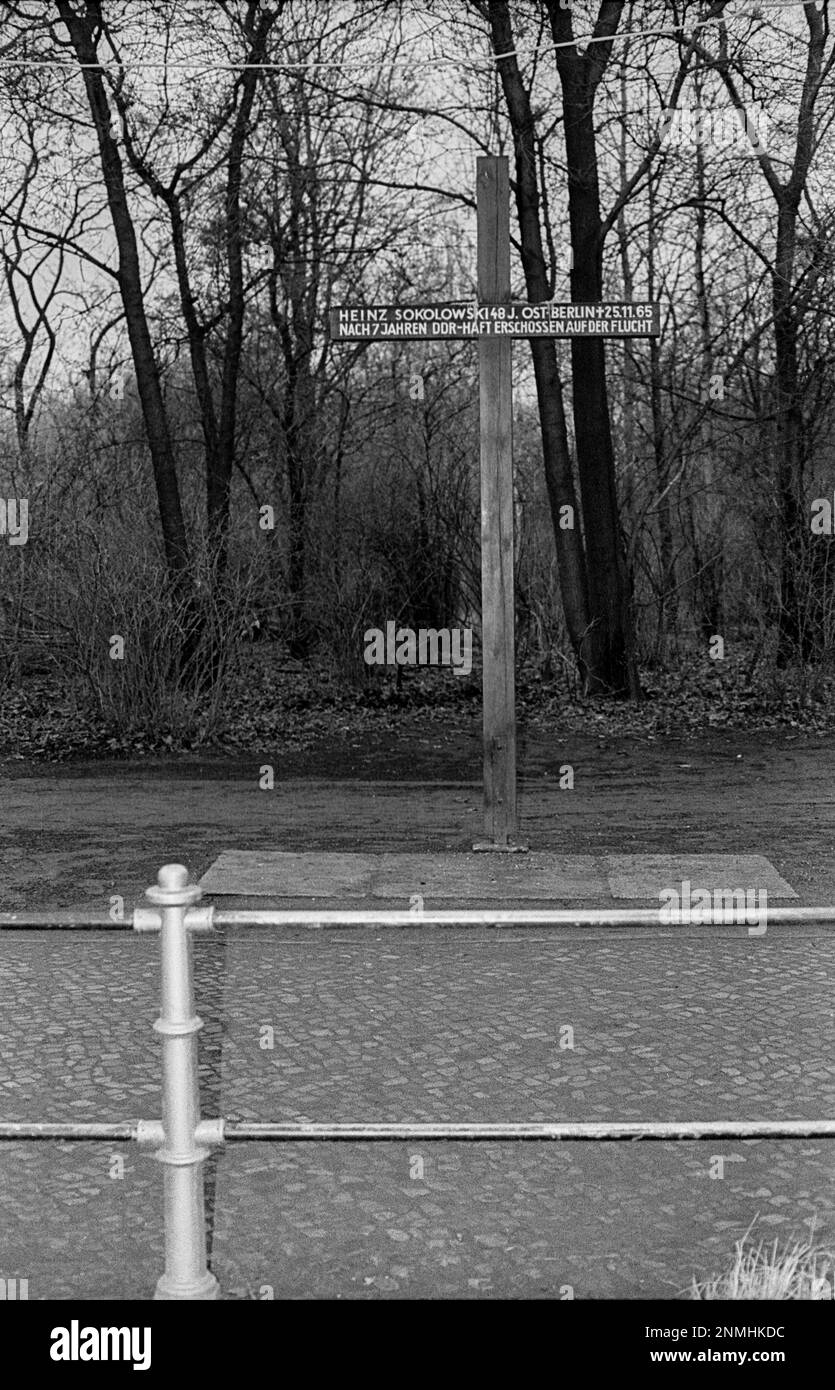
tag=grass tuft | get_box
[690,1228,834,1300]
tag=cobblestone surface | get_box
[1,928,833,1298]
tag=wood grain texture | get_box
[477,155,517,846]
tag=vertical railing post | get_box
[146,864,219,1300]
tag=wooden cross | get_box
[330,156,660,851]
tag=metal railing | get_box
[1,863,833,1299]
[3,903,835,929]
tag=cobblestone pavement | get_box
[1,926,833,1298]
[2,734,834,1297]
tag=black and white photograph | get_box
[0,0,833,1366]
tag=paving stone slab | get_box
[200,851,796,901]
[366,854,608,900]
[201,852,609,899]
[605,854,797,900]
[200,851,375,897]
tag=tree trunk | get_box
[486,1,594,686]
[691,113,723,646]
[56,0,191,586]
[550,0,640,696]
[646,168,675,659]
[773,199,806,664]
[214,4,279,572]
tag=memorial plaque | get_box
[329,301,661,340]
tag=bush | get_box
[5,517,261,742]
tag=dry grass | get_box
[690,1228,834,1300]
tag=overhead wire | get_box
[0,2,821,74]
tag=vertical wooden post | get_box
[474,156,523,850]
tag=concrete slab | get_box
[605,854,797,899]
[200,851,375,897]
[367,854,608,900]
[200,851,609,899]
[200,851,797,901]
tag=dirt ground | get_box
[2,719,835,909]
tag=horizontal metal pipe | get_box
[3,1119,833,1144]
[211,906,835,928]
[223,1119,835,1142]
[0,1122,139,1141]
[0,914,129,930]
[1,907,833,931]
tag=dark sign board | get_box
[329,302,661,339]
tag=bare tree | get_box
[476,1,728,693]
[0,114,66,462]
[694,1,835,662]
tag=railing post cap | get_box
[146,863,202,908]
[159,864,188,890]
